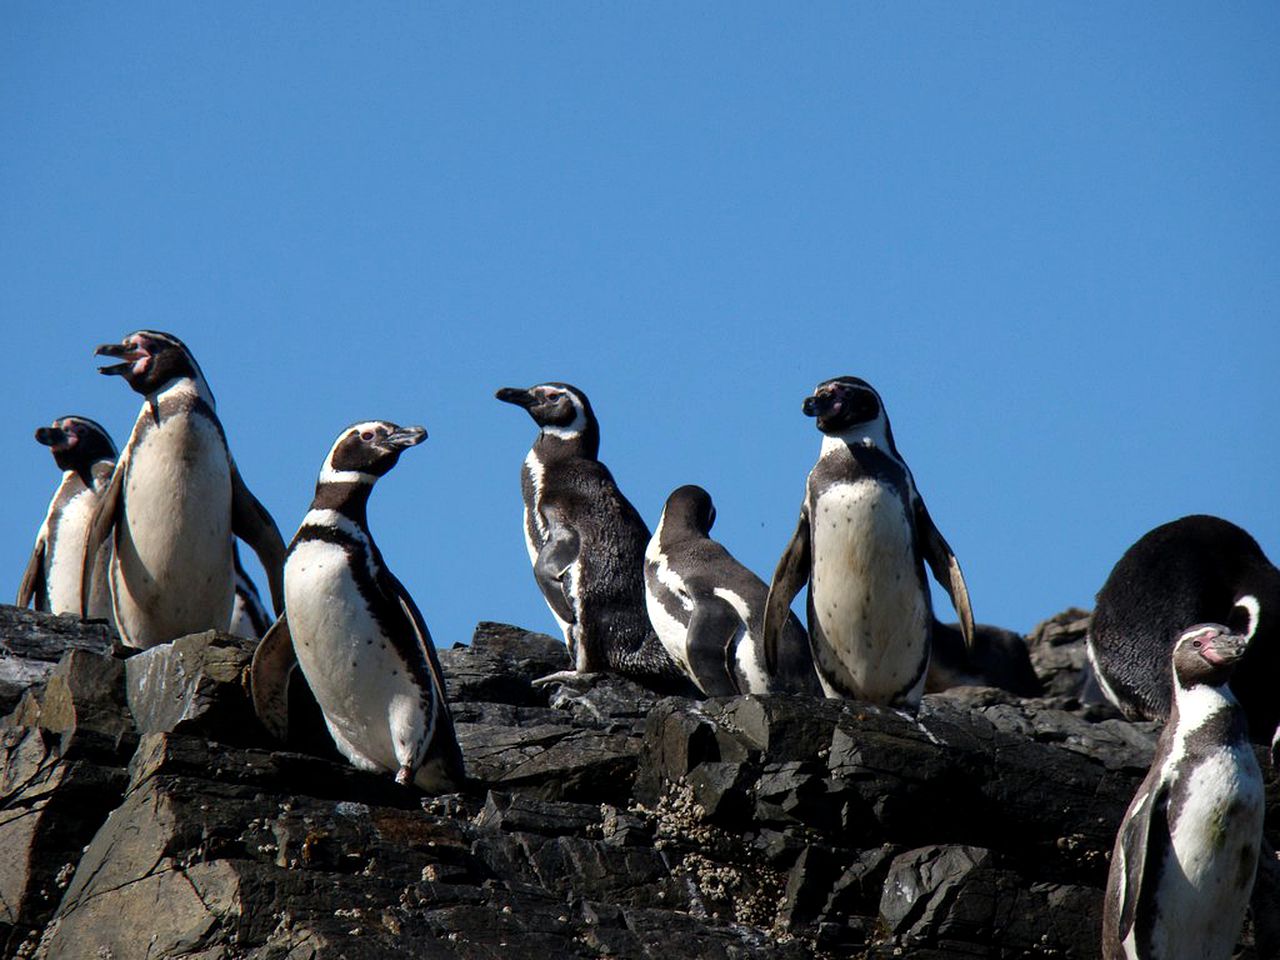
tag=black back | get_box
[1091,514,1280,742]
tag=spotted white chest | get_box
[45,480,111,618]
[285,532,428,776]
[112,411,234,647]
[1140,697,1265,960]
[808,477,928,702]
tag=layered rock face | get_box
[0,606,1276,959]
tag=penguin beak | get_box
[803,391,841,419]
[35,426,70,449]
[495,387,536,409]
[386,426,427,449]
[95,341,147,377]
[1200,629,1248,666]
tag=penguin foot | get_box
[395,765,412,786]
[531,669,587,688]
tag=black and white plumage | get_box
[82,330,286,648]
[1102,623,1265,960]
[645,485,820,696]
[228,543,272,640]
[250,421,464,792]
[763,376,974,707]
[495,382,686,689]
[1088,515,1280,743]
[19,416,117,624]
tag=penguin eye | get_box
[1192,639,1203,648]
[360,430,374,442]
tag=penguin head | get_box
[1171,623,1249,689]
[35,416,117,472]
[660,485,717,540]
[496,382,595,436]
[320,420,427,485]
[95,330,213,400]
[798,376,890,435]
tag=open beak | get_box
[95,341,145,377]
[387,425,427,449]
[495,387,536,409]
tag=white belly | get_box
[644,543,694,678]
[1146,748,1265,959]
[112,417,234,647]
[45,487,113,620]
[285,540,426,775]
[809,479,928,702]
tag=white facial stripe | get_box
[1234,595,1261,641]
[319,464,376,485]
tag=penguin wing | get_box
[17,533,47,610]
[380,569,466,785]
[249,613,296,742]
[230,463,288,615]
[1116,783,1168,944]
[685,597,745,697]
[914,495,975,650]
[763,505,812,674]
[80,461,123,617]
[534,521,581,627]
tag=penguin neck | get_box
[820,419,894,458]
[535,423,599,461]
[309,480,376,526]
[142,376,216,425]
[1167,676,1246,753]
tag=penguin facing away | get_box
[1101,623,1265,960]
[250,421,464,792]
[645,484,820,696]
[18,416,117,623]
[763,376,974,707]
[228,543,272,640]
[495,382,687,690]
[82,331,286,648]
[1088,514,1280,743]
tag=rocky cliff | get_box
[0,606,1276,959]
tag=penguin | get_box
[18,416,117,623]
[1088,514,1280,742]
[82,330,286,648]
[763,376,975,707]
[228,543,272,640]
[1101,622,1265,960]
[495,382,688,690]
[249,421,464,792]
[644,484,820,696]
[926,619,1044,698]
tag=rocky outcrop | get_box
[0,608,1276,959]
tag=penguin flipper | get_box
[1116,783,1168,944]
[764,506,811,674]
[685,598,744,697]
[80,461,123,617]
[17,535,47,610]
[534,522,581,628]
[249,613,296,742]
[381,569,466,789]
[230,463,288,615]
[915,497,975,650]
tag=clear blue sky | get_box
[4,4,1278,649]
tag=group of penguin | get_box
[17,329,1279,960]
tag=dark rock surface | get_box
[0,605,1276,959]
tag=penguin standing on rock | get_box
[645,484,820,696]
[1101,623,1265,960]
[19,416,117,623]
[1088,515,1280,743]
[250,421,464,792]
[495,382,687,690]
[763,376,974,707]
[83,330,286,648]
